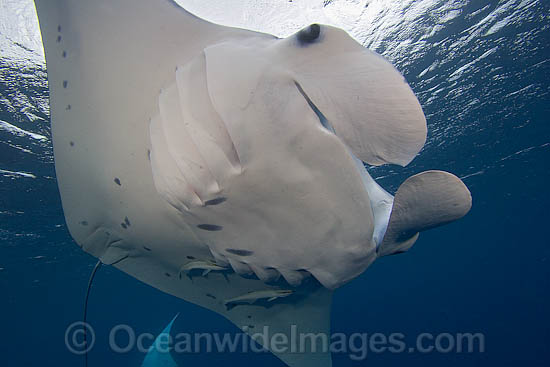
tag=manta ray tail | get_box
[83,255,130,367]
[83,259,102,367]
[377,170,472,257]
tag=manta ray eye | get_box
[297,24,321,45]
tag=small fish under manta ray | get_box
[178,260,230,280]
[224,289,295,310]
[34,0,472,366]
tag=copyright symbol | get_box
[65,321,95,355]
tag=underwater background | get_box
[0,0,548,366]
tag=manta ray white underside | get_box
[35,1,471,366]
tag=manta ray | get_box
[34,1,472,366]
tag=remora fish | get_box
[179,260,228,279]
[224,289,294,309]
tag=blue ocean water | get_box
[0,0,549,366]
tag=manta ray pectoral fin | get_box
[267,297,277,302]
[377,170,472,257]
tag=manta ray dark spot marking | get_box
[114,177,121,186]
[165,273,171,277]
[197,224,223,231]
[186,256,196,260]
[297,24,321,45]
[206,293,216,299]
[62,51,67,58]
[143,246,152,252]
[69,141,74,147]
[121,223,127,229]
[226,248,254,256]
[205,197,227,206]
[62,80,67,88]
[247,315,252,319]
[56,35,61,43]
[66,104,71,110]
[57,25,61,32]
[124,217,131,226]
[80,221,88,226]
